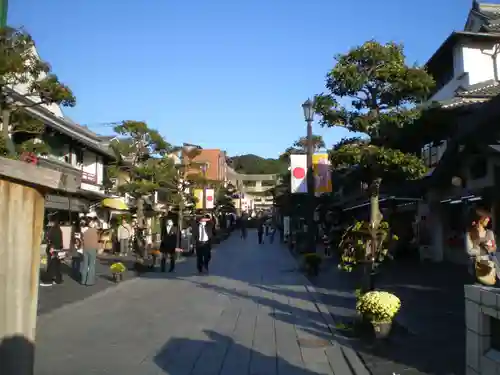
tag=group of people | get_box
[41,217,101,287]
[159,214,216,274]
[238,214,277,245]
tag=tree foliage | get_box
[228,154,286,175]
[315,40,433,185]
[108,121,177,204]
[314,40,434,288]
[214,185,236,213]
[279,134,326,162]
[0,27,76,156]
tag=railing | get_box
[81,171,97,184]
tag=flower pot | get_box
[371,321,392,339]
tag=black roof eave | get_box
[426,32,500,71]
[428,93,500,186]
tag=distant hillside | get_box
[228,154,287,175]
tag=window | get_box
[74,147,84,165]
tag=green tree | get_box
[0,27,76,156]
[279,134,325,162]
[315,40,433,289]
[108,121,177,256]
[214,185,235,213]
[228,154,287,175]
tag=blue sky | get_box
[10,0,476,158]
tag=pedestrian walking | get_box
[194,214,216,274]
[240,214,248,240]
[257,221,264,244]
[80,218,100,286]
[269,221,277,244]
[117,218,132,257]
[160,217,178,272]
[40,219,64,287]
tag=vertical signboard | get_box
[290,154,307,193]
[194,188,215,209]
[194,189,203,209]
[205,188,215,209]
[313,153,332,195]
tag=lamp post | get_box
[302,98,316,252]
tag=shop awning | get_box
[343,196,422,212]
[102,198,129,211]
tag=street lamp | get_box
[302,98,316,252]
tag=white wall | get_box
[11,46,64,118]
[430,42,500,102]
[462,42,500,85]
[80,150,104,192]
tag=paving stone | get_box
[34,231,370,375]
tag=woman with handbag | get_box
[466,208,498,285]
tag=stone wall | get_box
[465,285,500,374]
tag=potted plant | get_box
[110,262,126,283]
[303,253,322,276]
[356,290,401,339]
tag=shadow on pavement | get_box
[37,257,137,316]
[154,330,326,375]
[190,280,334,342]
[310,257,467,375]
[0,335,35,375]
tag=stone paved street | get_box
[34,232,368,375]
[37,256,138,316]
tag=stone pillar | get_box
[0,157,78,375]
[464,285,500,374]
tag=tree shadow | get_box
[188,280,336,342]
[0,335,35,375]
[154,330,329,375]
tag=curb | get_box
[286,247,371,375]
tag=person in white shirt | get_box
[194,214,216,274]
[117,218,132,257]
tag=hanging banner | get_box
[194,188,215,209]
[313,153,332,194]
[205,188,215,209]
[194,189,203,209]
[290,154,307,193]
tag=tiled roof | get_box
[457,80,500,97]
[483,22,500,31]
[439,80,500,108]
[478,3,500,18]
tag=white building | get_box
[415,1,500,265]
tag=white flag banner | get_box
[205,188,215,209]
[290,154,307,193]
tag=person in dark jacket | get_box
[41,219,64,286]
[193,214,216,273]
[257,220,265,244]
[160,217,178,272]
